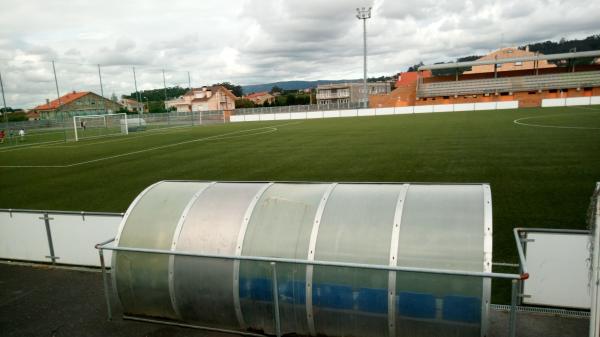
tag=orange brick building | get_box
[464,47,555,74]
[370,49,600,109]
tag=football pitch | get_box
[1,106,599,265]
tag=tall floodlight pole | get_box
[356,7,371,108]
[97,64,105,98]
[51,61,63,118]
[132,66,141,113]
[187,71,192,91]
[162,69,168,112]
[51,61,67,141]
[98,64,107,114]
[0,70,8,125]
[0,69,9,141]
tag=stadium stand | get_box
[370,49,600,108]
[418,71,600,97]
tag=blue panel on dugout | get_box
[442,295,481,323]
[279,280,306,304]
[312,283,354,310]
[398,292,436,319]
[356,288,387,314]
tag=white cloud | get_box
[0,0,599,108]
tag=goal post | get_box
[71,113,128,142]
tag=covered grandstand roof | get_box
[418,50,600,71]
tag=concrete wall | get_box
[0,209,122,267]
[230,101,520,123]
[542,95,600,107]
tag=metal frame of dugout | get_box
[95,181,530,337]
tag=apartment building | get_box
[165,86,237,112]
[316,82,391,105]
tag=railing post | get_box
[271,262,281,337]
[99,248,113,320]
[40,212,58,264]
[509,279,518,337]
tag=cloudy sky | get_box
[1,0,599,108]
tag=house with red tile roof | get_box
[165,86,236,113]
[31,91,123,120]
[244,91,275,105]
[119,97,145,113]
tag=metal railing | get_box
[95,228,530,337]
[419,70,600,97]
[233,102,363,115]
[316,92,351,99]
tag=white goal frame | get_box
[72,113,128,141]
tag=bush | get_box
[7,112,28,122]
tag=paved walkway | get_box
[0,263,589,337]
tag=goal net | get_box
[70,113,128,141]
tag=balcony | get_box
[316,91,350,99]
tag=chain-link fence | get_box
[0,110,225,148]
[0,119,68,147]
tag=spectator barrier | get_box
[230,101,520,123]
[0,209,122,267]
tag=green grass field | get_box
[1,106,599,269]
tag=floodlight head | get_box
[356,6,372,20]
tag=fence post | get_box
[99,248,113,320]
[271,262,281,337]
[40,212,58,264]
[509,279,518,337]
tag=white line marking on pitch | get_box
[0,122,302,168]
[0,139,65,153]
[513,108,600,130]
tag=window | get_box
[514,61,522,66]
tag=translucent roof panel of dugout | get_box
[114,181,212,319]
[397,184,486,271]
[173,182,269,327]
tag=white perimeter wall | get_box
[231,97,599,123]
[230,100,520,123]
[542,95,600,107]
[0,210,122,267]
